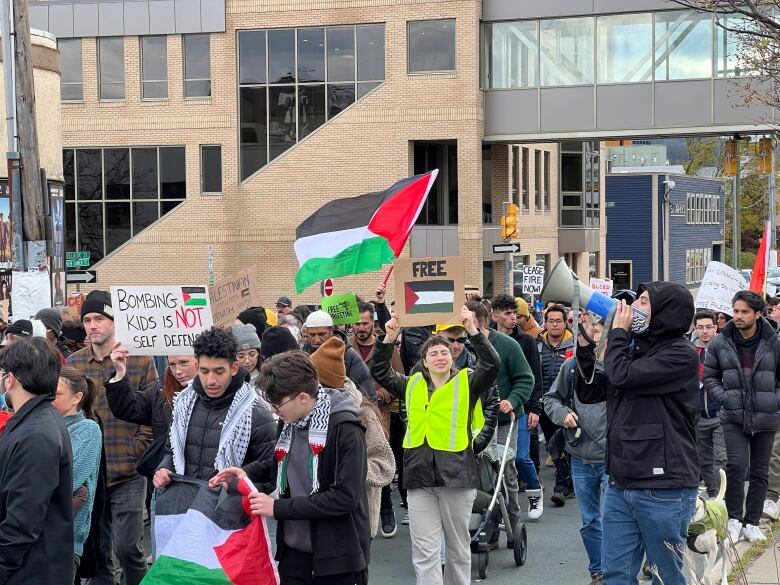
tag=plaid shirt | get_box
[68,346,158,487]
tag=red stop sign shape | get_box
[323,279,334,297]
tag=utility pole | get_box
[734,141,741,268]
[769,136,777,267]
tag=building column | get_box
[458,135,485,291]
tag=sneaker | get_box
[763,498,779,521]
[401,511,410,525]
[550,490,566,507]
[742,524,766,543]
[545,455,554,467]
[727,518,743,543]
[380,508,397,538]
[526,487,543,520]
[589,573,603,585]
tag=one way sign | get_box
[66,270,97,284]
[493,243,521,254]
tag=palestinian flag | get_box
[405,280,454,314]
[143,475,278,585]
[294,170,439,293]
[182,286,208,307]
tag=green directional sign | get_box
[66,250,91,268]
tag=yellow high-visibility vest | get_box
[403,369,483,452]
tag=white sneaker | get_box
[742,524,767,543]
[526,487,543,520]
[727,518,743,543]
[763,498,779,521]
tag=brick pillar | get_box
[458,134,485,291]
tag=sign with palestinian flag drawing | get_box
[111,285,214,355]
[209,265,259,329]
[143,474,278,585]
[394,256,464,327]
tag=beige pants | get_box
[407,486,476,585]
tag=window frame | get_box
[59,38,83,102]
[407,18,457,74]
[98,37,125,101]
[200,144,222,194]
[183,33,212,99]
[141,35,169,100]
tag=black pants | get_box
[278,546,368,585]
[388,412,407,507]
[722,423,776,525]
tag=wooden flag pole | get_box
[382,265,394,286]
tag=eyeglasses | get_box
[445,336,468,344]
[547,319,565,325]
[167,359,195,373]
[268,395,297,414]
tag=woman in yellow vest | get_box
[372,305,500,585]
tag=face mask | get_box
[631,307,650,335]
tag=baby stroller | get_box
[469,413,528,579]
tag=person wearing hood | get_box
[35,307,73,360]
[515,297,543,340]
[231,323,262,383]
[576,282,700,585]
[703,291,780,544]
[153,327,276,490]
[211,350,371,585]
[302,309,376,402]
[235,306,268,339]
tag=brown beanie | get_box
[310,337,346,389]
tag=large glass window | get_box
[654,11,712,80]
[483,21,538,89]
[408,19,456,73]
[98,37,124,100]
[141,36,168,99]
[716,14,760,77]
[59,38,83,101]
[184,34,211,97]
[357,25,385,82]
[413,142,457,225]
[104,148,130,199]
[327,27,355,82]
[534,149,541,210]
[201,145,222,193]
[268,29,295,83]
[597,13,653,83]
[297,28,325,82]
[540,17,594,86]
[239,31,266,84]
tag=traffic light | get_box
[724,140,737,177]
[501,203,518,240]
[757,138,773,175]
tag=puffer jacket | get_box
[372,331,500,490]
[159,369,277,481]
[703,318,780,433]
[538,331,575,395]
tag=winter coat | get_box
[543,358,607,465]
[577,281,700,490]
[505,325,544,415]
[106,377,172,440]
[488,329,535,424]
[348,333,404,430]
[159,371,277,481]
[703,318,780,433]
[538,331,575,395]
[694,339,721,419]
[0,395,73,584]
[372,331,500,490]
[399,326,434,374]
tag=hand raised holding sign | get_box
[460,305,479,336]
[110,341,129,381]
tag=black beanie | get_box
[80,290,114,321]
[260,326,299,360]
[237,307,267,337]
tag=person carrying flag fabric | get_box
[372,306,500,585]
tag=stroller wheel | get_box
[513,523,527,566]
[477,551,488,579]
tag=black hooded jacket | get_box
[577,282,700,490]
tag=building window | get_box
[184,34,211,97]
[413,141,458,225]
[482,21,538,89]
[561,141,599,228]
[201,145,222,193]
[238,24,385,180]
[686,247,712,284]
[59,38,83,101]
[98,37,124,100]
[716,13,759,77]
[540,17,594,86]
[141,36,168,99]
[62,146,186,262]
[534,149,542,210]
[544,151,551,210]
[597,13,653,84]
[654,11,712,80]
[522,148,530,210]
[408,19,456,73]
[536,254,551,277]
[685,193,721,224]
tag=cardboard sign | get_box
[11,270,51,320]
[64,293,86,320]
[209,265,258,329]
[111,285,214,355]
[394,256,464,327]
[695,261,745,316]
[321,292,360,325]
[590,278,614,298]
[522,265,545,295]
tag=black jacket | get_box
[0,394,73,584]
[399,326,434,374]
[506,325,544,415]
[106,377,172,440]
[703,318,780,433]
[577,282,700,490]
[159,371,277,481]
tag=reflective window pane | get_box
[63,149,75,201]
[141,36,167,99]
[76,149,102,200]
[59,38,83,100]
[104,148,130,200]
[78,203,104,262]
[239,87,268,179]
[561,152,583,192]
[327,27,355,82]
[269,86,296,160]
[485,21,538,88]
[161,200,184,215]
[99,37,124,99]
[408,19,456,73]
[328,84,355,119]
[597,13,653,83]
[561,209,583,226]
[540,17,593,86]
[105,202,131,254]
[716,14,759,77]
[238,30,266,84]
[357,82,380,98]
[655,11,712,80]
[131,148,158,200]
[160,148,186,199]
[357,24,384,81]
[268,29,295,83]
[65,202,76,252]
[133,201,158,234]
[297,28,325,82]
[299,84,326,138]
[184,34,211,97]
[201,145,222,193]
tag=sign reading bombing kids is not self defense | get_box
[111,285,214,355]
[394,256,465,328]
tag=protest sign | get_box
[522,265,545,295]
[394,256,464,327]
[65,293,86,320]
[11,270,51,320]
[321,292,360,325]
[464,284,481,302]
[590,278,614,298]
[695,261,746,316]
[209,265,258,329]
[111,285,214,355]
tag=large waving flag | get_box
[294,170,439,293]
[143,475,278,585]
[749,221,770,294]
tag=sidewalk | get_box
[744,531,780,585]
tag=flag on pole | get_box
[143,475,278,585]
[293,171,439,293]
[749,221,771,294]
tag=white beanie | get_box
[304,310,334,328]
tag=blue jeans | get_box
[515,414,540,490]
[602,484,697,585]
[570,458,608,575]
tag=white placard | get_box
[694,261,746,316]
[11,270,51,320]
[522,265,545,295]
[590,278,614,298]
[111,285,214,355]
